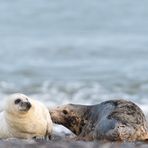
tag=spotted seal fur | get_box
[49,99,148,141]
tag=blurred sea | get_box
[0,0,148,116]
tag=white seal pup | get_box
[49,99,148,141]
[0,93,52,139]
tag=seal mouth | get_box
[19,101,32,111]
[49,111,60,123]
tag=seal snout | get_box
[20,101,32,110]
[22,101,31,109]
[49,109,57,122]
[49,107,65,124]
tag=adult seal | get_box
[0,93,53,139]
[49,99,148,141]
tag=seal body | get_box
[49,99,148,141]
[0,93,53,139]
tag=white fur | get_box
[0,93,52,139]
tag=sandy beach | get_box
[0,139,148,148]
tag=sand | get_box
[0,137,148,148]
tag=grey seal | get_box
[0,93,53,139]
[49,99,148,141]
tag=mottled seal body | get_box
[0,93,53,139]
[49,99,148,141]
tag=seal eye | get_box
[63,110,68,115]
[15,99,21,104]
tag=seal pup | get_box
[49,99,148,141]
[0,93,52,139]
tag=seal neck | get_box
[67,104,91,135]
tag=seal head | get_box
[5,93,32,114]
[50,104,89,135]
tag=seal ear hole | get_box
[14,99,21,104]
[63,110,68,115]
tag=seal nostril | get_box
[63,110,68,115]
[27,102,31,108]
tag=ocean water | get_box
[0,0,148,115]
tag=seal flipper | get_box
[95,117,117,140]
[105,123,136,141]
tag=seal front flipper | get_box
[104,123,138,141]
[92,116,119,141]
